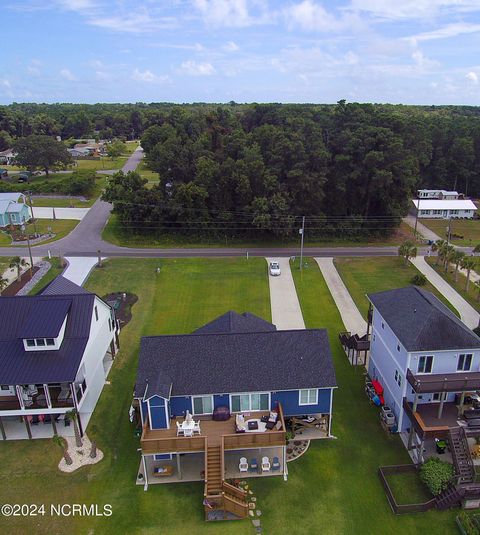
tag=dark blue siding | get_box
[272,389,332,416]
[141,400,148,422]
[149,395,168,429]
[170,396,192,418]
[154,454,172,460]
[214,394,229,409]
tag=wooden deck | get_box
[141,408,286,455]
[403,399,460,439]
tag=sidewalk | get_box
[315,257,367,336]
[403,215,442,242]
[409,256,480,329]
[266,257,305,330]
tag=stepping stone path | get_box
[286,439,309,461]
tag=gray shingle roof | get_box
[0,293,95,384]
[368,286,480,352]
[135,316,336,399]
[193,311,276,334]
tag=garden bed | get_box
[103,292,138,327]
[2,267,40,296]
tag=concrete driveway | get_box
[410,256,480,329]
[315,257,367,335]
[266,257,305,330]
[33,207,90,220]
[403,215,442,242]
[63,256,103,286]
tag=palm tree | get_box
[52,434,72,466]
[398,240,417,265]
[451,251,465,282]
[9,256,29,282]
[0,276,9,296]
[66,409,83,448]
[89,424,98,459]
[461,256,477,292]
[432,239,446,266]
[439,243,454,272]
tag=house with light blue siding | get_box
[132,311,337,520]
[367,286,480,464]
[0,193,31,228]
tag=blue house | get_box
[133,311,337,520]
[0,193,31,228]
[367,286,480,465]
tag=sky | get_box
[2,0,480,105]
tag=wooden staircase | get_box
[206,445,222,495]
[448,428,475,484]
[435,485,465,510]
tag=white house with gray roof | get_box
[367,286,480,463]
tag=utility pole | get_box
[22,218,34,279]
[26,191,38,238]
[447,216,452,246]
[413,197,419,239]
[299,216,305,276]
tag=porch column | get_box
[23,416,32,439]
[142,455,149,491]
[437,392,446,419]
[283,445,288,481]
[177,453,182,480]
[110,340,116,359]
[44,384,52,408]
[419,438,425,464]
[51,416,57,435]
[458,391,466,417]
[0,416,6,440]
[412,393,419,412]
[407,426,415,450]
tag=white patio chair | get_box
[193,420,201,435]
[239,457,248,472]
[183,428,193,437]
[176,421,184,436]
[261,456,271,472]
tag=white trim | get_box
[147,399,153,430]
[164,400,170,429]
[139,399,144,428]
[191,395,214,415]
[417,355,434,374]
[229,392,271,413]
[298,388,319,406]
[328,387,334,436]
[457,353,473,372]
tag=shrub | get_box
[419,458,454,496]
[411,273,427,286]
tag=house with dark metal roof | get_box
[0,275,120,441]
[132,311,337,521]
[367,286,480,466]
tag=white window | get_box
[458,354,473,372]
[394,370,402,387]
[230,392,269,412]
[192,395,213,415]
[36,338,45,346]
[299,389,319,406]
[418,355,433,374]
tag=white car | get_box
[269,261,281,276]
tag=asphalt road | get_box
[1,146,473,259]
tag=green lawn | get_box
[385,470,432,505]
[11,219,79,246]
[74,157,127,171]
[0,256,9,274]
[28,257,64,295]
[334,256,459,317]
[421,218,480,247]
[288,257,457,534]
[103,215,417,249]
[0,257,270,535]
[425,257,480,312]
[31,197,92,208]
[0,231,11,246]
[137,162,159,187]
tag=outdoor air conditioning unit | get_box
[381,411,396,426]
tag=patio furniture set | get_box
[239,456,281,473]
[176,411,201,437]
[20,384,71,408]
[235,411,281,433]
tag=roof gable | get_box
[193,311,276,334]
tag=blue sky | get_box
[2,0,480,105]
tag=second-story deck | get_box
[141,405,286,455]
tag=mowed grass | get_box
[425,257,480,312]
[287,258,457,534]
[334,256,459,317]
[11,219,79,246]
[421,218,480,247]
[28,257,64,295]
[74,157,127,171]
[31,197,92,208]
[0,257,271,535]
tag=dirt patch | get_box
[3,267,40,296]
[103,292,138,327]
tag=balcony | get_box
[141,406,286,455]
[0,384,75,413]
[406,368,480,394]
[403,398,457,439]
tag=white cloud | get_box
[348,0,480,20]
[223,41,240,52]
[57,0,97,11]
[193,0,272,27]
[178,60,216,76]
[89,12,177,33]
[131,68,169,83]
[95,70,110,81]
[60,68,77,81]
[410,22,480,42]
[466,71,479,84]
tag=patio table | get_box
[245,419,267,433]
